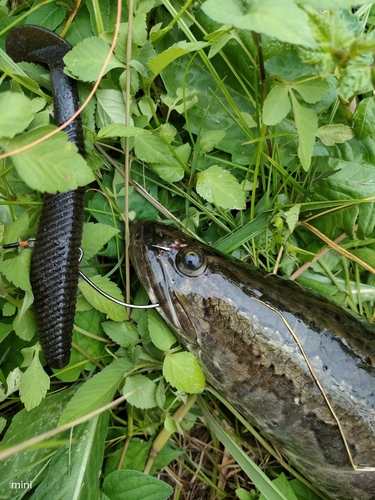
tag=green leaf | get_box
[289,91,317,171]
[196,165,246,209]
[147,309,177,351]
[19,351,50,411]
[163,352,205,393]
[97,124,147,139]
[198,130,226,156]
[0,126,94,193]
[315,124,355,146]
[0,250,32,292]
[26,1,66,30]
[122,374,157,409]
[59,357,130,425]
[148,41,209,77]
[102,470,173,500]
[262,85,291,126]
[32,414,109,500]
[291,78,329,104]
[64,36,125,82]
[96,88,127,128]
[102,321,140,347]
[259,473,298,500]
[0,368,21,402]
[202,0,316,47]
[353,98,375,139]
[0,386,77,498]
[0,91,34,138]
[78,275,128,322]
[81,222,119,260]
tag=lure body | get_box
[130,220,375,500]
[6,26,85,368]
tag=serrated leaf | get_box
[289,92,317,171]
[148,309,177,351]
[0,249,32,292]
[19,352,50,410]
[291,78,329,104]
[78,275,128,321]
[0,91,34,138]
[196,165,246,209]
[202,0,316,48]
[163,352,205,393]
[64,36,125,82]
[0,126,94,193]
[148,41,209,77]
[122,374,157,409]
[103,470,173,500]
[81,222,119,259]
[263,85,290,126]
[102,321,140,347]
[353,98,375,139]
[198,130,226,156]
[259,473,298,500]
[316,124,355,146]
[59,357,130,425]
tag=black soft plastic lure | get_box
[6,26,85,369]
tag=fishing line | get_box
[2,240,159,309]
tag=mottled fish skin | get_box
[130,220,375,500]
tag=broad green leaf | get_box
[353,98,375,139]
[147,309,177,351]
[289,91,317,171]
[316,124,355,146]
[202,0,316,48]
[301,0,374,7]
[338,64,372,101]
[97,124,147,138]
[0,386,77,498]
[19,351,50,410]
[262,85,290,126]
[163,352,205,393]
[196,165,246,209]
[32,414,109,500]
[150,142,189,182]
[134,132,172,164]
[81,222,119,259]
[96,88,127,128]
[102,321,140,347]
[291,78,329,104]
[313,160,375,237]
[198,130,226,156]
[0,126,94,193]
[78,275,128,322]
[103,470,173,500]
[0,91,33,138]
[64,36,125,82]
[122,374,157,409]
[148,41,209,77]
[26,1,65,30]
[59,357,131,425]
[0,250,32,292]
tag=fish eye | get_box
[176,248,207,276]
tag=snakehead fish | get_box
[130,220,375,500]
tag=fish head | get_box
[130,220,230,349]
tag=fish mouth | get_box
[129,220,185,332]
